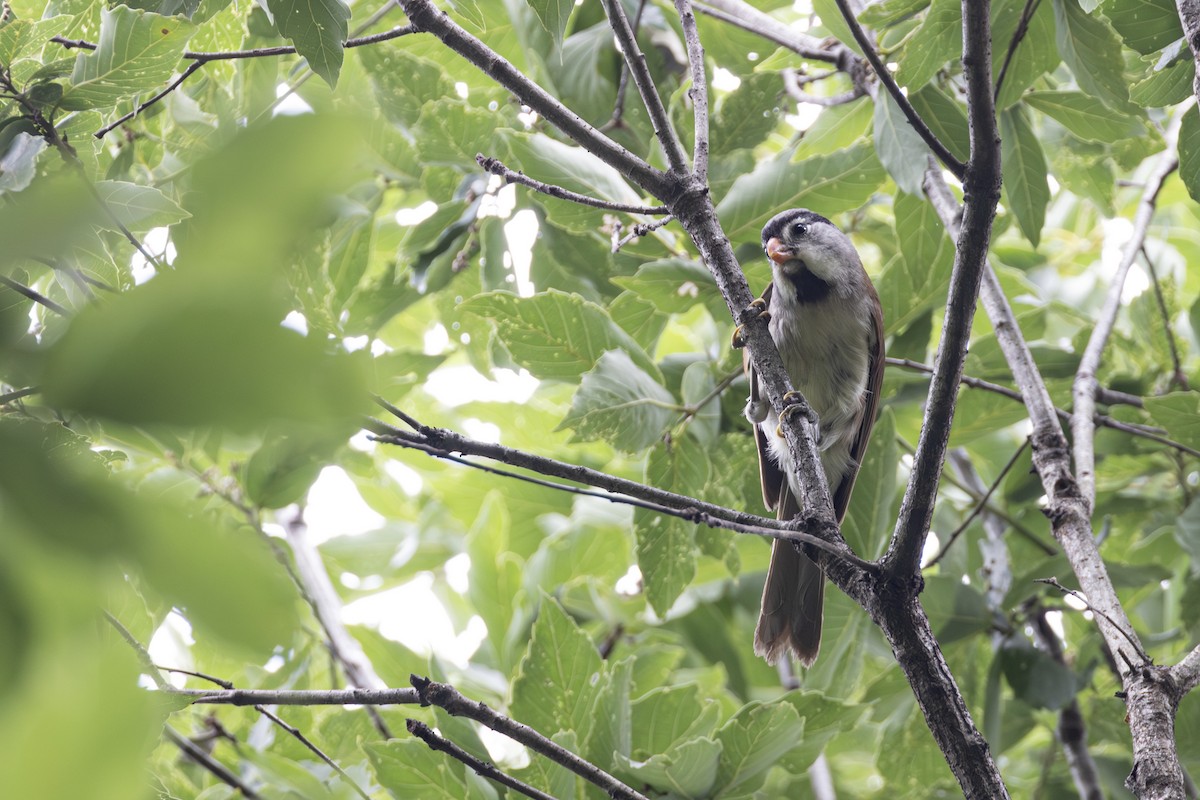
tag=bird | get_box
[735,208,884,666]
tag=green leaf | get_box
[267,0,350,88]
[794,97,873,158]
[1101,0,1182,54]
[636,436,708,616]
[1023,91,1144,142]
[1053,0,1133,111]
[874,88,931,195]
[713,72,782,156]
[877,191,954,335]
[908,85,970,162]
[610,258,724,317]
[511,596,605,738]
[1178,106,1200,204]
[414,100,499,166]
[41,270,369,431]
[525,0,572,51]
[630,684,722,755]
[0,16,74,66]
[716,143,886,242]
[999,638,1079,710]
[61,5,195,110]
[242,433,337,508]
[1129,58,1195,107]
[0,132,47,193]
[615,737,723,797]
[712,700,806,796]
[609,291,668,352]
[505,133,644,225]
[461,289,660,381]
[896,0,960,91]
[922,575,992,643]
[1000,105,1049,247]
[93,180,189,232]
[559,350,676,452]
[860,0,930,27]
[366,740,470,799]
[681,361,721,446]
[841,408,897,559]
[992,0,1059,109]
[466,492,524,669]
[1145,391,1200,449]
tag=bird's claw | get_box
[731,299,771,349]
[775,392,817,437]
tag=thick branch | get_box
[1176,0,1200,104]
[1172,646,1200,696]
[396,0,668,195]
[1072,145,1179,510]
[884,0,1001,579]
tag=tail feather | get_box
[753,483,825,666]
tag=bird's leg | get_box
[731,297,770,349]
[776,391,819,439]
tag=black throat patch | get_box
[783,261,832,304]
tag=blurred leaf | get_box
[1000,638,1080,710]
[1024,91,1145,142]
[878,192,954,335]
[243,433,340,508]
[842,408,898,559]
[895,0,960,90]
[922,575,992,643]
[615,736,722,797]
[1000,105,1049,247]
[1145,391,1200,448]
[992,0,1059,109]
[713,72,780,156]
[611,258,724,317]
[525,0,572,51]
[366,739,470,799]
[267,0,349,87]
[93,180,189,232]
[560,350,676,452]
[1129,58,1195,107]
[61,5,195,110]
[794,97,873,159]
[908,85,970,162]
[681,361,721,446]
[1179,105,1200,203]
[0,132,47,193]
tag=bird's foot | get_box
[775,392,818,437]
[731,298,771,349]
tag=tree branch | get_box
[476,154,668,214]
[926,439,1029,567]
[1172,645,1200,696]
[1141,246,1190,390]
[830,0,966,177]
[0,274,70,315]
[396,0,668,195]
[692,0,846,63]
[673,0,710,182]
[1072,141,1179,511]
[172,687,421,705]
[411,675,650,800]
[600,0,691,174]
[165,726,261,799]
[884,0,1001,580]
[406,720,557,800]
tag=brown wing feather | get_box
[830,281,886,523]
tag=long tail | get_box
[752,482,824,666]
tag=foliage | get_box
[1,0,1199,797]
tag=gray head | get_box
[760,209,861,301]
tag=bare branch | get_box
[1172,645,1200,696]
[172,686,421,705]
[411,675,651,800]
[830,0,966,177]
[0,274,70,315]
[611,215,675,251]
[397,0,668,195]
[165,726,261,799]
[1072,142,1179,511]
[673,0,711,181]
[782,67,864,106]
[993,0,1041,102]
[1034,577,1147,665]
[407,720,558,800]
[600,0,691,174]
[692,0,845,63]
[476,154,669,214]
[884,0,1001,579]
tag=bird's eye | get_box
[790,222,808,237]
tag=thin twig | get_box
[604,0,648,131]
[93,61,205,138]
[407,720,558,800]
[1072,137,1180,511]
[476,154,668,214]
[369,422,876,571]
[673,0,710,181]
[600,0,691,174]
[1141,246,1189,390]
[0,274,69,315]
[1034,578,1148,666]
[171,687,421,705]
[611,215,675,251]
[165,726,261,799]
[411,675,651,800]
[782,68,864,106]
[830,0,966,178]
[258,706,373,800]
[926,439,1030,567]
[692,0,844,63]
[0,386,39,404]
[993,0,1041,102]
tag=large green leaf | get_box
[992,0,1059,109]
[559,350,676,452]
[366,740,470,799]
[93,180,189,232]
[61,5,195,110]
[1024,91,1145,142]
[712,72,782,157]
[716,143,886,241]
[841,408,898,559]
[896,0,960,91]
[877,191,954,335]
[1102,0,1182,54]
[615,737,723,797]
[525,0,572,51]
[1145,391,1200,449]
[635,436,708,616]
[610,258,725,318]
[267,0,350,88]
[461,289,660,381]
[874,88,931,195]
[1053,0,1133,111]
[1178,105,1200,203]
[1000,105,1049,247]
[712,700,806,796]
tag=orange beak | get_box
[765,237,793,265]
